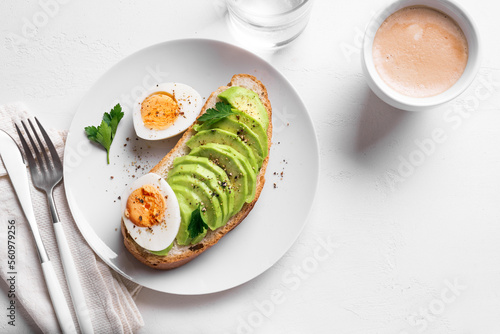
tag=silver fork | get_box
[16,118,94,334]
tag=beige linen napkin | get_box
[0,103,144,333]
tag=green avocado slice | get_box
[228,111,268,160]
[168,174,223,230]
[148,242,173,256]
[218,86,269,131]
[196,117,265,166]
[218,145,256,203]
[189,143,253,213]
[186,128,259,171]
[169,188,207,245]
[173,155,235,218]
[169,162,230,223]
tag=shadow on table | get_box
[354,89,411,153]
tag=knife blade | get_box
[0,129,77,334]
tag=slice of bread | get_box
[121,74,272,269]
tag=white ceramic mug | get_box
[361,0,481,111]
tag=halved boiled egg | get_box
[133,82,202,140]
[121,173,181,252]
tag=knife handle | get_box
[54,222,94,334]
[41,260,78,334]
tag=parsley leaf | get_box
[187,205,208,239]
[103,104,124,139]
[84,125,98,141]
[84,103,124,164]
[196,102,236,129]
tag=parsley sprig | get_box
[196,102,236,129]
[188,205,208,239]
[85,104,124,164]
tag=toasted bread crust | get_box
[122,74,272,269]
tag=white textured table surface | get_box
[2,0,500,333]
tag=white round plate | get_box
[64,39,319,295]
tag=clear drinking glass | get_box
[226,0,314,49]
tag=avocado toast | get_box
[122,74,272,269]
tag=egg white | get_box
[133,82,202,140]
[121,173,181,252]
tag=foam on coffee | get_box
[373,6,468,98]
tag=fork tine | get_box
[21,120,47,174]
[28,119,53,173]
[35,117,62,170]
[15,123,37,168]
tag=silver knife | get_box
[0,129,77,334]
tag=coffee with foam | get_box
[373,6,468,98]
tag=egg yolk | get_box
[141,92,180,130]
[125,184,166,228]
